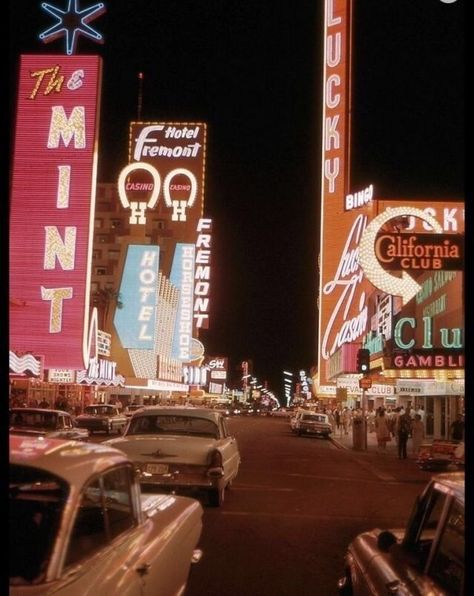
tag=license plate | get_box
[146,463,169,475]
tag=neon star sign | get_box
[39,1,106,56]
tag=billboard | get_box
[122,121,207,227]
[170,244,196,361]
[362,200,464,375]
[9,55,102,369]
[114,245,160,349]
[318,0,376,386]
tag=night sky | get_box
[9,1,464,400]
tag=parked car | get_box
[289,409,306,432]
[417,439,465,471]
[75,403,127,434]
[295,412,332,438]
[9,407,89,441]
[105,406,241,507]
[124,404,145,417]
[338,472,464,595]
[10,434,203,594]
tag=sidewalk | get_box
[331,426,405,457]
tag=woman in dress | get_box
[374,409,391,451]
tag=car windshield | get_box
[302,414,327,423]
[10,464,69,585]
[127,415,219,439]
[84,406,114,416]
[10,411,58,430]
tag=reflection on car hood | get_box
[105,435,217,465]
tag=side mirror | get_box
[377,530,397,552]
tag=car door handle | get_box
[136,562,151,577]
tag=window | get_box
[64,466,135,568]
[95,267,107,276]
[94,219,103,229]
[429,501,464,595]
[102,467,135,540]
[65,479,107,567]
[108,249,120,260]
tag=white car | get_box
[295,412,333,438]
[105,406,241,507]
[10,435,203,595]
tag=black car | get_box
[9,408,89,441]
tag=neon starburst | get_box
[39,1,106,55]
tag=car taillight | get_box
[207,450,224,478]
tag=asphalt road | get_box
[183,415,430,596]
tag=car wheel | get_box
[209,486,225,507]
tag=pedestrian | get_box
[368,409,376,433]
[411,414,425,457]
[450,414,464,442]
[342,407,352,435]
[39,398,49,408]
[374,409,391,451]
[396,407,412,459]
[334,409,341,434]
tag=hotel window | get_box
[97,235,108,243]
[110,219,122,230]
[153,219,166,230]
[91,282,99,292]
[108,250,120,260]
[93,249,102,259]
[95,267,107,276]
[94,219,103,229]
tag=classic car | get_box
[124,404,145,417]
[75,403,128,434]
[295,412,332,438]
[338,472,464,595]
[9,408,89,441]
[289,409,306,432]
[105,406,241,507]
[10,434,203,595]
[417,439,465,471]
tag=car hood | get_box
[10,428,48,437]
[105,435,217,465]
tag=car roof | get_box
[10,435,129,486]
[432,472,465,502]
[131,406,222,423]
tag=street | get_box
[182,415,429,596]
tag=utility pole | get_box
[137,72,144,120]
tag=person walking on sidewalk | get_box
[411,414,425,457]
[396,407,412,459]
[374,408,391,452]
[342,407,352,435]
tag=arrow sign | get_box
[359,207,443,305]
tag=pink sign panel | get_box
[9,55,102,369]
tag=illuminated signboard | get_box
[170,244,196,361]
[114,245,160,349]
[374,233,463,271]
[9,55,102,369]
[368,200,465,373]
[123,122,207,224]
[318,0,377,386]
[194,218,212,328]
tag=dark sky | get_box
[9,1,464,400]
